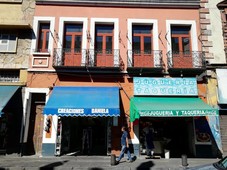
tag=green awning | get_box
[130,97,218,122]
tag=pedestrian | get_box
[116,126,133,163]
[143,122,155,158]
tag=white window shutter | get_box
[8,35,17,52]
[0,34,17,53]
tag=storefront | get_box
[42,86,120,156]
[130,77,220,158]
[0,86,23,155]
[216,69,227,154]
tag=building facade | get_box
[22,0,223,158]
[216,0,227,156]
[0,0,35,155]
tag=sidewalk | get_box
[0,155,219,170]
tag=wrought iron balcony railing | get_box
[53,48,87,67]
[86,49,123,68]
[53,48,124,69]
[127,50,163,68]
[167,51,206,69]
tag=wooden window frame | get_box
[95,25,114,54]
[171,26,191,57]
[63,23,83,53]
[132,25,153,55]
[37,23,50,53]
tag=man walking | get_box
[116,126,133,164]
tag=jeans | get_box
[116,145,132,161]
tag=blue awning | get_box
[43,86,120,117]
[0,86,20,117]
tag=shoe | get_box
[129,159,133,163]
[115,160,119,164]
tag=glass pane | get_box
[144,37,151,54]
[106,36,112,54]
[171,37,179,54]
[9,35,16,41]
[38,32,44,50]
[38,23,50,51]
[133,36,141,54]
[182,37,190,54]
[132,25,152,34]
[65,24,83,33]
[74,35,82,52]
[40,23,50,30]
[96,36,103,53]
[96,25,113,33]
[45,32,49,49]
[65,35,72,51]
[2,35,9,43]
[171,26,190,35]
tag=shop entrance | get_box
[59,117,111,156]
[139,117,194,158]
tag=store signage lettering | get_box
[134,77,198,96]
[57,108,109,114]
[91,109,109,113]
[58,108,84,114]
[140,110,217,117]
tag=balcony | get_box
[53,48,87,67]
[53,48,123,73]
[127,50,163,68]
[127,50,164,76]
[167,51,206,76]
[87,49,122,68]
[167,51,205,69]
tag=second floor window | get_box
[64,23,83,53]
[37,23,50,53]
[132,25,153,54]
[171,26,191,56]
[62,23,83,66]
[95,25,114,54]
[0,34,17,53]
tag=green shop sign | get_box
[134,77,198,96]
[139,110,218,117]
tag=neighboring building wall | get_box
[0,0,35,80]
[0,0,35,155]
[200,0,226,64]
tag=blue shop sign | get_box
[134,77,198,96]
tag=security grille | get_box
[0,70,20,82]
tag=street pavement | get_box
[0,155,220,170]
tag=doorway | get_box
[139,117,194,158]
[60,117,110,156]
[25,93,45,156]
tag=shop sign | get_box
[57,108,110,114]
[139,109,217,117]
[134,77,198,96]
